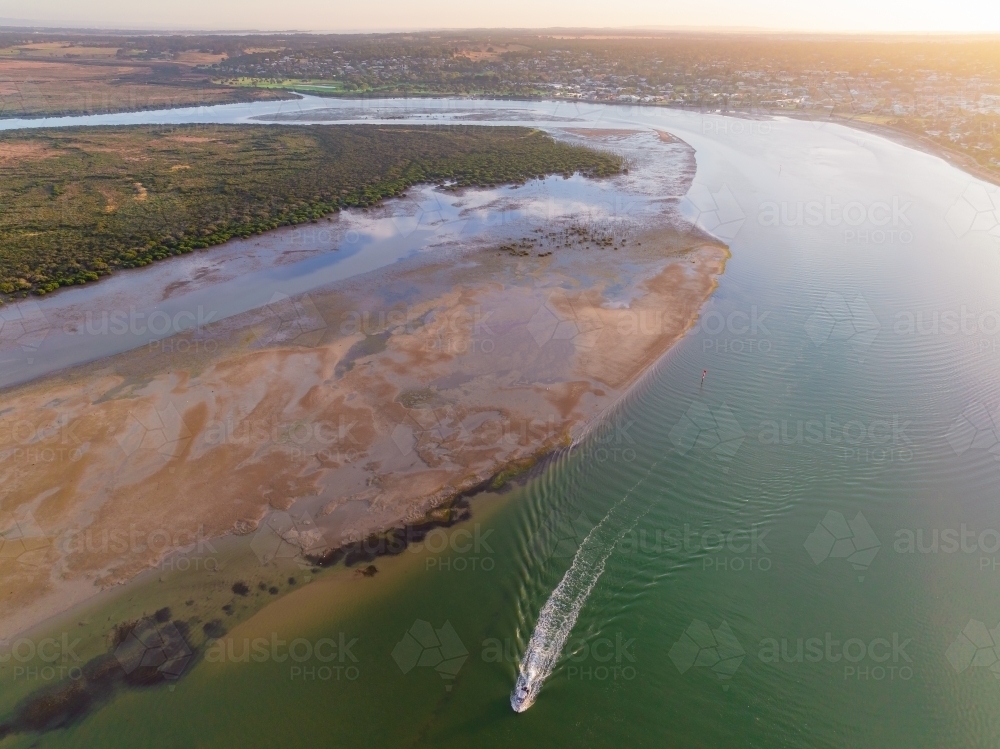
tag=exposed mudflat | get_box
[0,128,724,641]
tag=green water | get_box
[5,103,1000,747]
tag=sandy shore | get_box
[0,125,726,640]
[0,233,725,641]
[791,113,1000,189]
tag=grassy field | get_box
[217,77,349,93]
[0,124,623,296]
[0,42,292,119]
[0,60,291,119]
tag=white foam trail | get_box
[511,464,658,712]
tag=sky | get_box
[3,0,1000,34]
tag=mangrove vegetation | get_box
[0,124,622,296]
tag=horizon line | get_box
[3,21,1000,38]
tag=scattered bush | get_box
[0,125,622,297]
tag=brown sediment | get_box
[0,214,726,641]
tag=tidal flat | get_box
[0,126,724,737]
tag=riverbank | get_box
[795,113,1000,190]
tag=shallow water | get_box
[0,112,688,388]
[4,99,1000,747]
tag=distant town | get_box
[209,32,1000,171]
[3,29,1000,172]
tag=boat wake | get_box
[511,463,659,712]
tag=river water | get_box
[3,98,1000,748]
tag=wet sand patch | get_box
[0,231,725,643]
